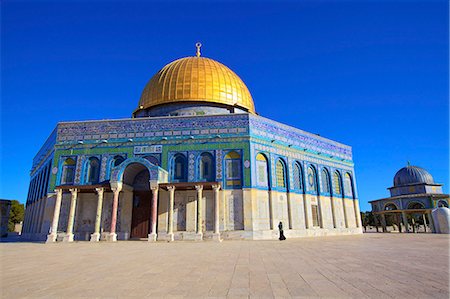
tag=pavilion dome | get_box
[393,165,434,186]
[135,45,255,115]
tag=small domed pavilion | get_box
[369,164,449,233]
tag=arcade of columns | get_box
[373,209,435,233]
[46,183,222,243]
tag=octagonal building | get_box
[22,46,362,242]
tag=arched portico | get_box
[108,157,168,241]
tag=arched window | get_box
[199,152,214,182]
[225,151,241,187]
[344,173,354,198]
[408,202,425,209]
[86,157,100,184]
[307,166,318,194]
[384,203,398,211]
[293,162,303,191]
[172,154,187,182]
[321,168,331,194]
[333,171,342,196]
[61,158,76,184]
[256,153,269,188]
[112,155,125,167]
[276,159,287,189]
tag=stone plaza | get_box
[1,233,448,298]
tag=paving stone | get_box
[0,234,448,298]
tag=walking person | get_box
[278,221,286,240]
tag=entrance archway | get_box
[122,163,152,239]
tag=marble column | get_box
[212,184,221,241]
[401,211,410,233]
[166,185,175,242]
[90,188,104,242]
[380,213,387,232]
[374,214,380,232]
[46,189,63,243]
[63,188,78,242]
[195,185,204,240]
[422,214,427,233]
[107,186,121,242]
[148,186,159,242]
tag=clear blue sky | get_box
[1,1,448,211]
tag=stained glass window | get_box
[321,169,330,193]
[62,158,76,184]
[293,162,303,190]
[87,157,100,184]
[333,171,342,195]
[256,153,269,188]
[276,159,286,189]
[199,152,214,182]
[307,166,317,193]
[173,154,187,181]
[225,151,241,187]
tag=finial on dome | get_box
[407,161,411,166]
[195,42,202,57]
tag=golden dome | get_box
[137,55,255,114]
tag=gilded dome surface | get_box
[393,165,434,186]
[137,56,255,114]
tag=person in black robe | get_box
[278,221,286,240]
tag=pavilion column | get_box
[195,185,204,240]
[212,184,221,241]
[342,197,349,228]
[426,211,435,233]
[374,214,380,232]
[107,186,121,242]
[63,188,78,242]
[90,188,104,242]
[380,213,387,232]
[166,185,175,242]
[422,214,427,233]
[148,186,159,242]
[46,189,63,243]
[401,211,409,233]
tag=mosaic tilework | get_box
[216,149,223,179]
[74,156,84,184]
[100,155,109,181]
[188,153,195,181]
[52,114,351,161]
[56,114,250,143]
[248,114,352,160]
